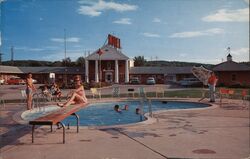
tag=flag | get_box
[96,48,103,56]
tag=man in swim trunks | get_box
[26,72,36,110]
[208,72,218,102]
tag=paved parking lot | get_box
[0,96,249,159]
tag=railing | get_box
[147,98,153,118]
[139,96,154,121]
[32,92,47,111]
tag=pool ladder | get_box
[32,93,45,112]
[139,97,153,120]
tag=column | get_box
[95,60,99,82]
[115,60,119,83]
[85,60,89,83]
[125,60,129,83]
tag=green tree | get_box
[76,56,85,67]
[133,56,147,66]
[62,57,72,67]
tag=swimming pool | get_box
[62,101,209,126]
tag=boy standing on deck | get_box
[26,72,36,110]
[208,72,217,102]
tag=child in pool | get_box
[114,104,122,113]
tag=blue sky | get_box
[0,0,249,64]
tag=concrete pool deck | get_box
[0,98,249,159]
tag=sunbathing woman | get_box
[57,76,87,107]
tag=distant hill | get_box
[2,60,63,67]
[2,60,248,68]
[240,62,250,67]
[145,60,214,69]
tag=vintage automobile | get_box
[6,76,25,85]
[146,77,156,85]
[179,78,203,87]
[130,77,140,84]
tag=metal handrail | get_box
[147,98,153,117]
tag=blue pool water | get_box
[63,101,209,126]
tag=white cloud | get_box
[42,50,84,61]
[77,0,137,17]
[50,37,80,43]
[142,32,160,38]
[202,8,249,22]
[169,28,224,38]
[15,46,45,52]
[153,18,161,23]
[113,18,132,25]
[15,46,62,52]
[230,47,249,55]
[179,53,187,57]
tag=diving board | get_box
[29,103,88,144]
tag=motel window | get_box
[231,74,236,81]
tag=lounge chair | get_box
[127,88,135,98]
[0,97,5,108]
[90,88,101,99]
[156,87,165,98]
[20,90,27,103]
[241,89,250,104]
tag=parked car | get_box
[179,78,202,87]
[32,79,37,84]
[130,77,140,84]
[146,77,156,85]
[0,79,5,85]
[7,76,25,85]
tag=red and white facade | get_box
[85,35,130,84]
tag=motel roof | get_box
[130,66,193,75]
[85,44,129,60]
[0,65,23,73]
[213,61,250,71]
[130,67,166,74]
[0,65,83,74]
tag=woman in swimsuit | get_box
[57,75,87,107]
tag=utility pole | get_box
[64,29,67,87]
[11,46,14,66]
[64,29,67,66]
[0,52,3,65]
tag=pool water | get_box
[63,101,209,126]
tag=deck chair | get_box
[228,90,234,99]
[90,88,101,99]
[219,88,229,106]
[21,90,27,103]
[0,97,5,108]
[156,87,165,98]
[112,86,120,98]
[127,88,135,98]
[241,90,249,104]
